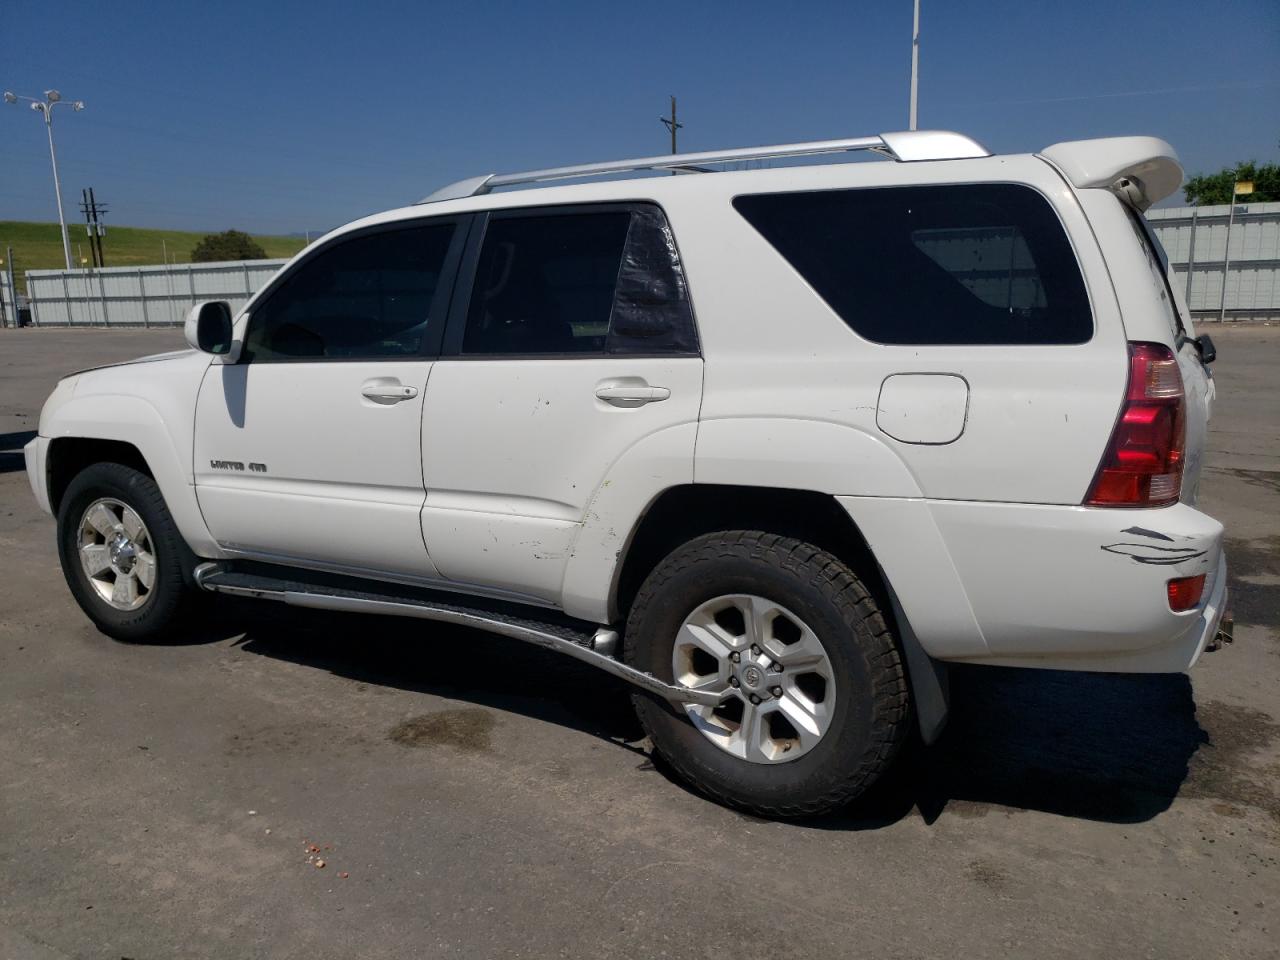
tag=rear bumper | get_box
[840,496,1226,673]
[24,435,51,515]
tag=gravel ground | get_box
[0,324,1277,960]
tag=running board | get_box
[192,563,718,707]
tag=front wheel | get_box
[56,462,197,642]
[624,532,910,818]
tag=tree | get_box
[1183,160,1280,205]
[191,229,269,263]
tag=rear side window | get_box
[734,183,1091,345]
[461,204,698,356]
[244,224,455,361]
[1126,207,1184,339]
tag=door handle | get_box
[361,379,419,404]
[594,380,671,408]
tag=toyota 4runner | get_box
[25,130,1230,816]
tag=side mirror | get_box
[1194,334,1216,365]
[185,300,233,355]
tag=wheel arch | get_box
[612,484,883,620]
[48,437,152,515]
[41,393,220,558]
[609,483,950,744]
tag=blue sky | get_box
[3,0,1277,234]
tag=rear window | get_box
[733,183,1092,345]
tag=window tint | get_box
[244,224,455,361]
[461,206,698,356]
[463,212,628,355]
[734,184,1091,345]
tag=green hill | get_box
[0,221,307,294]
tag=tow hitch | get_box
[1206,610,1234,652]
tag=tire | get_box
[56,462,197,643]
[624,531,909,818]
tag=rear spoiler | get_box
[1038,136,1183,211]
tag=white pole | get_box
[909,0,920,131]
[1218,187,1238,323]
[4,91,82,270]
[42,106,73,270]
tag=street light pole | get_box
[42,103,73,270]
[909,0,920,130]
[4,90,85,270]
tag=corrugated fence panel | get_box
[22,258,290,327]
[1148,202,1280,322]
[15,205,1280,326]
[0,272,13,326]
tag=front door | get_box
[420,203,703,603]
[194,218,466,579]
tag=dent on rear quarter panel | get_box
[559,423,699,623]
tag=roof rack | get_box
[418,130,990,204]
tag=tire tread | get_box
[624,530,909,818]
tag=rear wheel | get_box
[624,531,909,817]
[56,462,197,642]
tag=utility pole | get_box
[660,95,683,169]
[90,187,107,267]
[909,0,921,130]
[80,189,107,268]
[80,189,94,266]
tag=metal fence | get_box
[0,270,16,327]
[17,259,288,327]
[5,201,1279,328]
[1146,201,1280,324]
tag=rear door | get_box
[194,218,467,577]
[420,203,703,603]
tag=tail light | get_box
[1086,342,1185,507]
[1167,574,1206,612]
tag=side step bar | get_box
[193,563,719,707]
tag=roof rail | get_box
[418,130,990,203]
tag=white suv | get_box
[25,130,1230,816]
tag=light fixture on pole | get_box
[4,89,86,271]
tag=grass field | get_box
[0,221,307,294]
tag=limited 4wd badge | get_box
[210,460,268,473]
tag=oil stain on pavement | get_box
[388,708,497,753]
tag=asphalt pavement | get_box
[1,325,1277,959]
